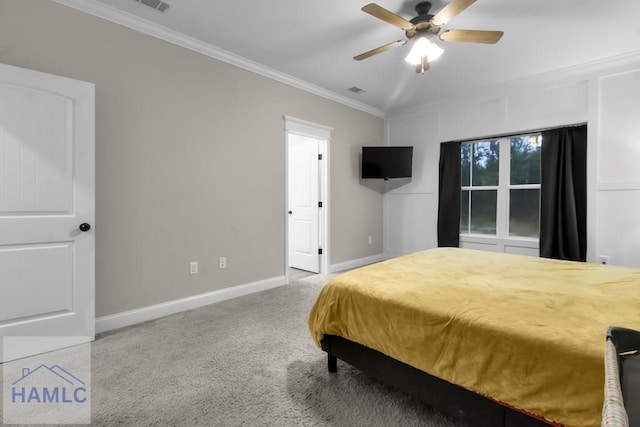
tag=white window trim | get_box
[460,136,540,252]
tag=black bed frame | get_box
[321,335,552,427]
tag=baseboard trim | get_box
[95,276,285,334]
[329,253,389,273]
[96,253,391,334]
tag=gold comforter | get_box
[308,248,640,427]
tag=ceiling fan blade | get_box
[439,29,504,44]
[431,0,477,27]
[354,40,404,61]
[415,57,430,74]
[362,3,414,30]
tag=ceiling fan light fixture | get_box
[404,37,444,65]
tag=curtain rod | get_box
[448,122,587,144]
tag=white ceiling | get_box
[87,0,640,114]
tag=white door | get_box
[0,63,95,362]
[288,134,320,273]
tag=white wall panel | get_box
[385,193,436,256]
[460,241,500,252]
[439,98,506,142]
[459,236,538,256]
[506,81,588,133]
[594,69,640,267]
[597,190,640,268]
[504,245,538,257]
[598,70,640,184]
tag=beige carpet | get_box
[24,276,463,426]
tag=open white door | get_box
[0,63,95,362]
[288,134,320,273]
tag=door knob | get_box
[288,211,293,215]
[79,223,91,232]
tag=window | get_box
[460,134,542,239]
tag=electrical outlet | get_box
[189,261,198,275]
[600,255,609,265]
[368,236,373,245]
[219,257,227,269]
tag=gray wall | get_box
[0,0,384,317]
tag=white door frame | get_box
[284,116,331,284]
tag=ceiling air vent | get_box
[348,86,365,94]
[134,0,171,13]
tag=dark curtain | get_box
[437,142,461,247]
[540,124,587,261]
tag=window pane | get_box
[509,189,540,237]
[460,190,470,233]
[461,144,471,186]
[470,190,497,234]
[472,141,499,186]
[510,135,541,184]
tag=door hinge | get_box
[318,201,323,208]
[318,248,323,255]
[318,154,323,160]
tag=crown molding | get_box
[53,0,385,118]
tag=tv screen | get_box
[361,146,413,179]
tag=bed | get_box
[307,248,640,427]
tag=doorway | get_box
[284,116,331,284]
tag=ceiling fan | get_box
[354,0,503,73]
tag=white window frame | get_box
[460,135,541,255]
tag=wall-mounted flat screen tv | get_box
[361,146,413,180]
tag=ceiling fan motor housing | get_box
[415,1,432,14]
[407,1,441,38]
